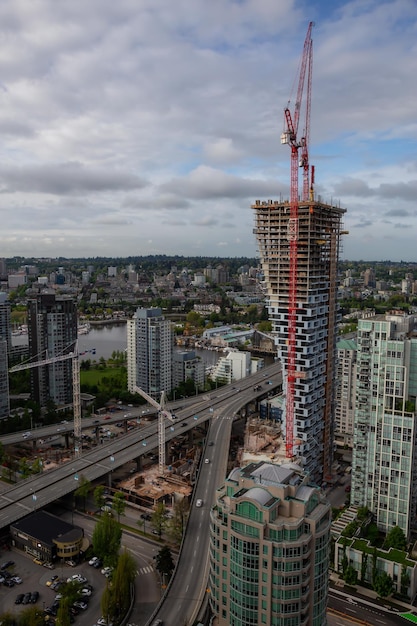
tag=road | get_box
[0,363,282,531]
[148,387,261,626]
[328,588,407,626]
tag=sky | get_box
[0,0,416,262]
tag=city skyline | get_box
[0,1,415,261]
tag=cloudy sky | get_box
[0,0,416,261]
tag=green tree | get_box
[384,525,407,551]
[169,498,190,544]
[112,491,126,522]
[17,606,45,626]
[74,474,91,512]
[19,457,32,478]
[55,597,71,626]
[93,485,106,510]
[373,571,394,598]
[92,512,122,567]
[257,320,272,332]
[155,545,175,584]
[344,565,358,586]
[108,550,136,620]
[151,502,168,538]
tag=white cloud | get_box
[0,0,415,260]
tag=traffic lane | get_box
[328,589,405,626]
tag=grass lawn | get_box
[80,367,126,386]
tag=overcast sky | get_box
[0,0,416,261]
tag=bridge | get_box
[0,362,282,532]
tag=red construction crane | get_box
[280,22,313,457]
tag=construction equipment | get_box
[280,22,314,457]
[133,386,177,475]
[9,343,82,458]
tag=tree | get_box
[344,565,358,586]
[93,485,106,511]
[74,474,91,512]
[169,498,190,544]
[92,512,122,567]
[108,550,136,620]
[155,545,175,583]
[384,525,407,551]
[17,606,45,626]
[112,491,126,522]
[373,571,394,598]
[151,502,168,538]
[55,597,71,626]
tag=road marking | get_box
[138,565,153,575]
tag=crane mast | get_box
[10,344,82,458]
[280,22,313,457]
[133,386,176,476]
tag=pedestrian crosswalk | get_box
[137,565,154,576]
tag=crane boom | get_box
[133,386,176,475]
[9,345,82,458]
[280,22,314,458]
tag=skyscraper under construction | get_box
[252,197,345,483]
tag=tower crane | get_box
[9,343,82,458]
[280,22,313,457]
[133,386,177,476]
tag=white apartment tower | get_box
[127,307,172,398]
[351,311,417,537]
[252,199,346,482]
[334,338,357,448]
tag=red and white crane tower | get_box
[280,22,314,457]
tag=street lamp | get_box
[109,455,115,489]
[30,488,37,512]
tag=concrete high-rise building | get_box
[351,311,417,538]
[0,293,11,419]
[209,461,331,626]
[0,339,9,418]
[127,307,172,398]
[252,198,346,483]
[334,338,357,448]
[172,350,204,391]
[27,293,77,408]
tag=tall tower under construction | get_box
[252,198,345,483]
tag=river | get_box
[12,323,222,367]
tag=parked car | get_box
[89,556,99,566]
[15,593,24,604]
[46,575,58,587]
[101,566,113,576]
[22,592,32,604]
[196,499,203,507]
[11,576,22,584]
[1,560,14,569]
[73,600,88,610]
[3,578,15,587]
[31,591,40,603]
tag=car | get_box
[79,588,92,597]
[204,458,210,464]
[152,620,164,626]
[93,558,102,569]
[1,560,14,569]
[0,575,5,584]
[46,575,58,587]
[22,592,32,604]
[31,591,40,603]
[196,499,203,507]
[345,485,351,493]
[33,557,44,565]
[73,600,88,610]
[89,556,99,566]
[43,561,55,569]
[3,578,15,587]
[181,422,187,427]
[208,441,214,446]
[15,593,24,604]
[11,575,22,584]
[101,505,112,513]
[66,559,77,567]
[97,618,113,626]
[94,419,100,424]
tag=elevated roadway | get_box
[0,362,282,531]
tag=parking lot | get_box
[0,548,109,625]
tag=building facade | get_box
[334,338,357,448]
[252,199,346,482]
[209,461,331,626]
[172,350,204,390]
[127,307,172,398]
[351,311,417,537]
[27,293,77,408]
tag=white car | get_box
[204,458,210,464]
[196,499,203,507]
[89,556,99,566]
[101,566,113,576]
[79,588,92,597]
[97,619,113,626]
